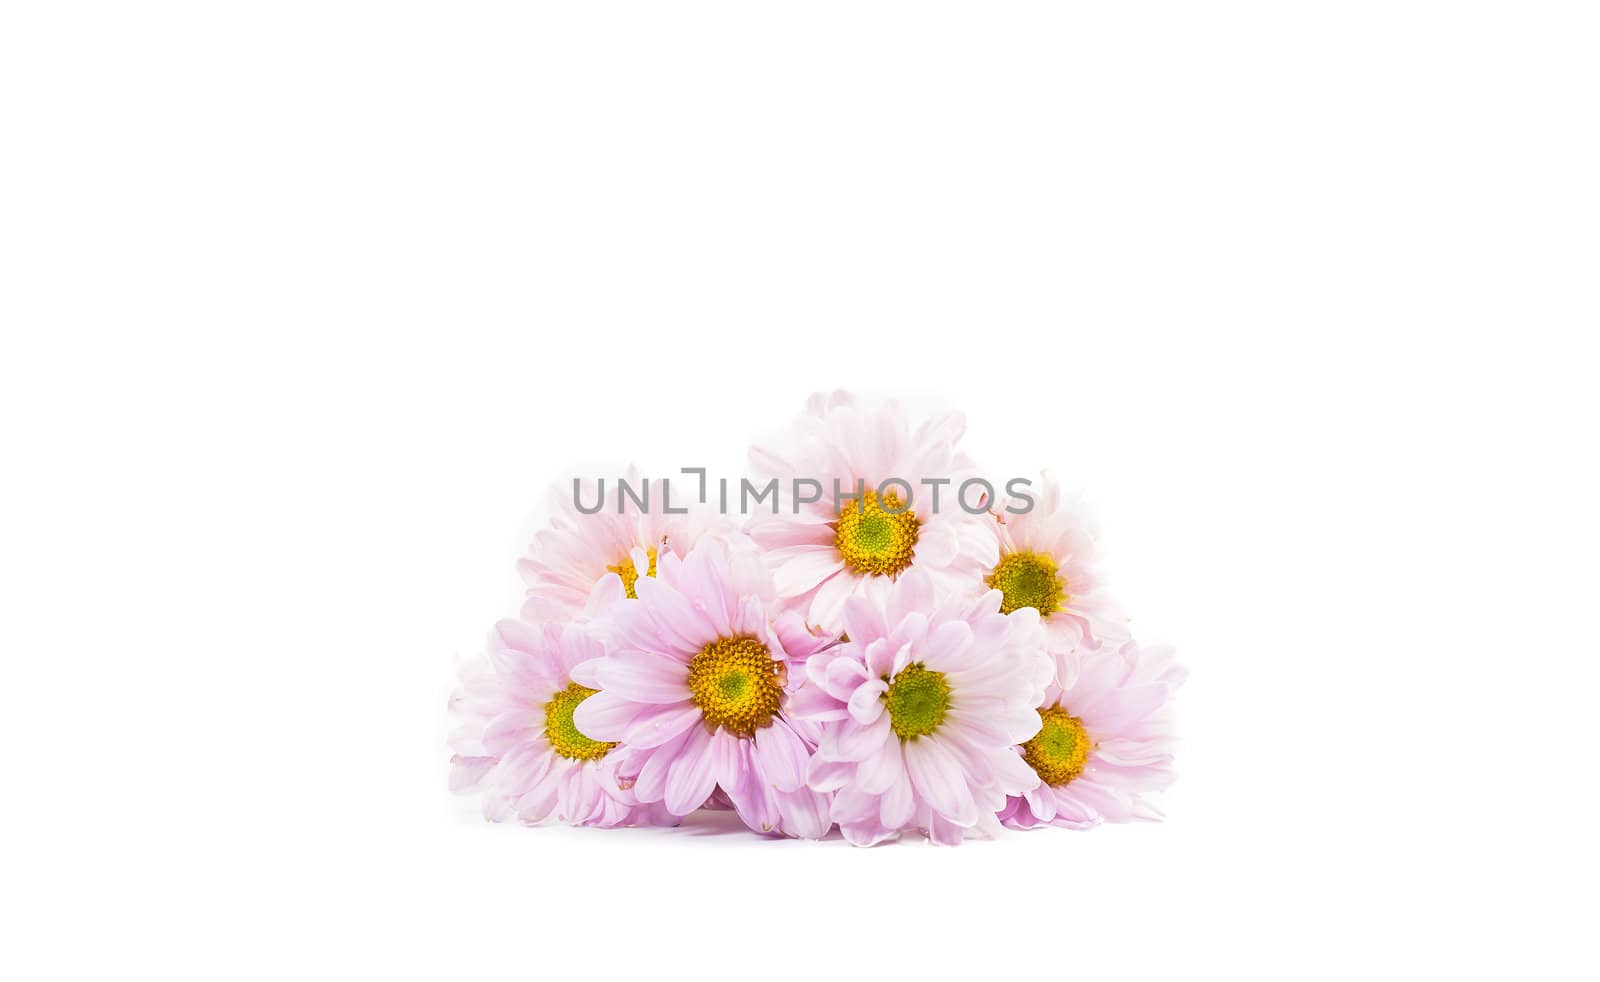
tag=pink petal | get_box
[847,678,888,724]
[832,718,891,761]
[568,657,603,688]
[448,755,494,792]
[917,619,975,672]
[622,703,702,749]
[808,568,857,632]
[711,728,745,792]
[915,519,959,566]
[593,652,691,704]
[864,638,898,680]
[855,738,905,795]
[878,771,915,827]
[571,690,640,741]
[493,618,539,653]
[771,548,845,598]
[753,721,808,792]
[1078,683,1169,732]
[786,681,847,721]
[842,595,889,649]
[630,734,686,803]
[775,787,831,839]
[886,567,936,622]
[482,710,540,756]
[926,812,966,846]
[1023,785,1058,822]
[663,725,718,815]
[805,755,854,792]
[633,576,715,652]
[906,737,978,825]
[822,656,870,700]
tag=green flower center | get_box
[543,683,618,761]
[605,547,658,599]
[883,663,950,740]
[833,489,920,577]
[687,636,784,737]
[1021,706,1093,785]
[986,550,1067,616]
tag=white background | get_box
[3,2,1596,978]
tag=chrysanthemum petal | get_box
[753,720,808,792]
[808,569,856,632]
[593,651,691,703]
[571,690,639,742]
[855,738,905,795]
[621,703,701,748]
[906,738,978,826]
[770,547,844,598]
[664,725,718,815]
[878,770,915,827]
[847,678,888,724]
[832,718,891,761]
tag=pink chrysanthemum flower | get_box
[791,570,1052,845]
[448,618,673,827]
[999,639,1184,830]
[987,474,1124,656]
[517,468,733,621]
[747,391,1000,634]
[570,538,834,838]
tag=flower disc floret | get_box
[883,663,950,739]
[687,636,785,737]
[833,489,920,577]
[543,683,618,761]
[1020,706,1092,785]
[986,551,1066,616]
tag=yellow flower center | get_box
[606,547,658,600]
[1021,706,1093,785]
[986,551,1067,616]
[883,663,950,740]
[686,636,785,737]
[543,683,618,761]
[833,489,920,577]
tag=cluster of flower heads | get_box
[449,392,1183,845]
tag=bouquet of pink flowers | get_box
[448,392,1183,845]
